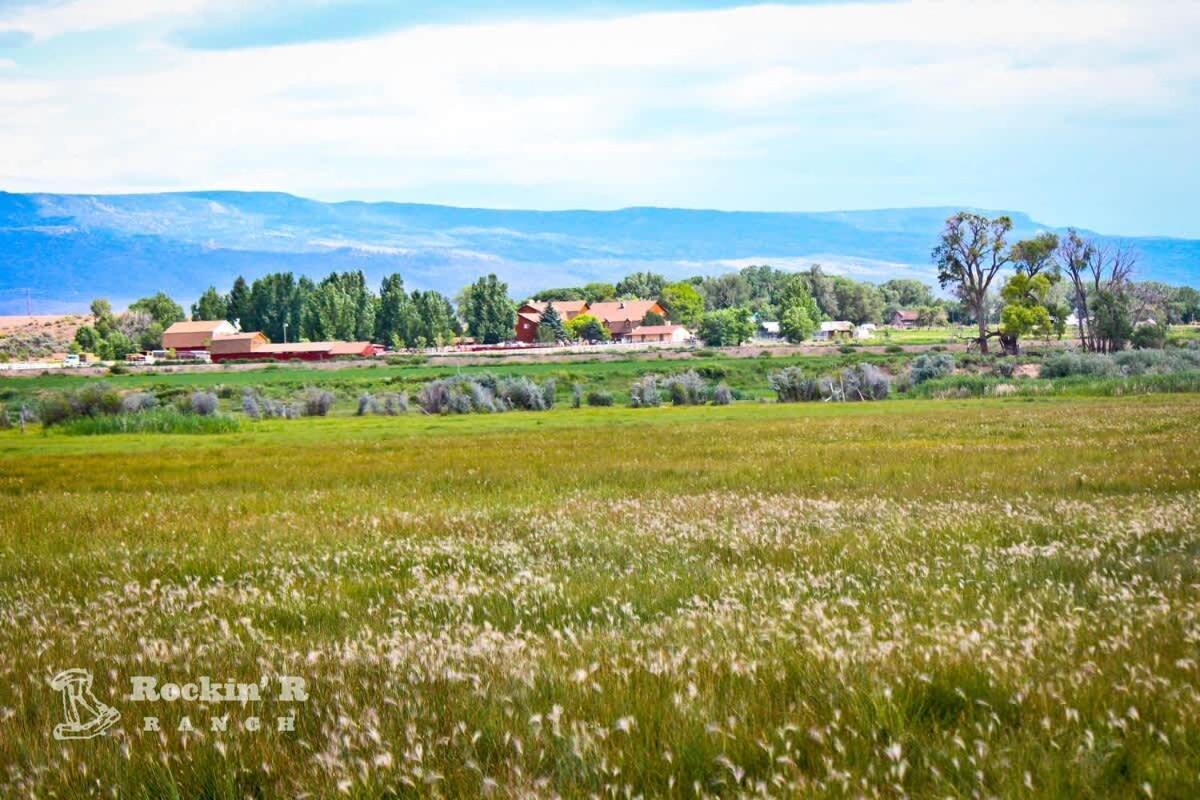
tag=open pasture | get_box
[1,396,1199,797]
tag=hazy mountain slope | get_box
[0,191,1195,312]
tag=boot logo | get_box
[49,668,121,740]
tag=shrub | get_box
[885,344,904,354]
[629,375,662,408]
[910,352,955,384]
[770,364,890,402]
[586,390,614,407]
[190,391,219,416]
[356,393,381,416]
[839,345,855,354]
[827,363,890,402]
[38,394,74,427]
[1131,322,1170,350]
[696,365,730,380]
[666,370,709,405]
[120,392,158,413]
[71,383,122,418]
[768,367,822,402]
[241,391,262,420]
[571,384,583,409]
[496,376,551,411]
[713,383,733,405]
[300,388,336,417]
[1042,349,1200,378]
[382,393,409,415]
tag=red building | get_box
[514,300,590,343]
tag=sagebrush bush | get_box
[910,352,955,384]
[300,388,336,417]
[572,384,583,409]
[826,363,890,402]
[666,370,709,406]
[356,393,381,416]
[415,375,555,415]
[120,392,158,414]
[629,375,662,408]
[190,391,219,416]
[768,367,821,402]
[713,383,733,405]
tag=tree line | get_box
[70,216,1199,357]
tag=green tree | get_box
[933,212,1014,354]
[539,302,569,343]
[410,291,457,348]
[462,274,515,344]
[698,308,755,347]
[532,287,586,302]
[191,287,228,321]
[1010,232,1060,277]
[249,273,310,342]
[566,314,610,343]
[779,303,817,343]
[999,272,1059,353]
[302,271,375,341]
[74,325,102,353]
[581,282,616,303]
[879,279,935,308]
[615,271,666,299]
[659,282,704,327]
[129,292,185,327]
[90,299,116,338]
[801,265,839,319]
[1092,287,1134,352]
[701,273,752,310]
[376,274,414,347]
[831,277,884,324]
[227,276,252,329]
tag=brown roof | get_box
[162,320,237,350]
[328,342,375,356]
[522,300,589,318]
[586,300,665,324]
[894,309,920,321]
[209,332,268,354]
[517,312,542,325]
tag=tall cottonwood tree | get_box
[1058,229,1136,353]
[932,212,1013,354]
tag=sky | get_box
[0,0,1197,237]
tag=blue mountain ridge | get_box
[0,191,1196,313]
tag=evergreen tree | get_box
[539,302,568,343]
[227,276,252,330]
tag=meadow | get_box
[1,394,1199,798]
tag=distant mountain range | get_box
[1,190,1196,313]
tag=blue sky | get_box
[0,0,1197,237]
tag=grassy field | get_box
[1,395,1199,797]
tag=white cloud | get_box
[0,0,1197,221]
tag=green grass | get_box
[1,396,1199,797]
[54,408,242,436]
